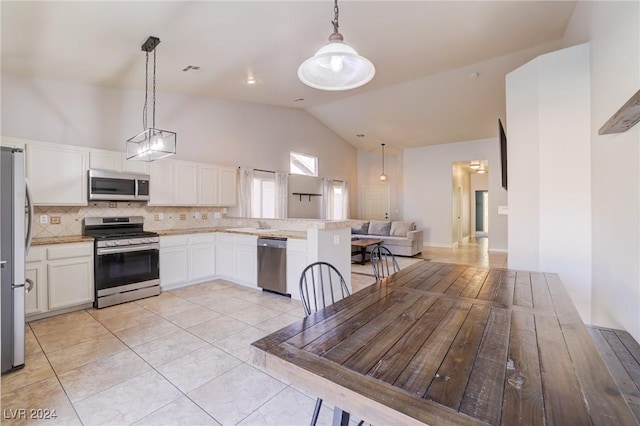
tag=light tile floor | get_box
[2,240,499,425]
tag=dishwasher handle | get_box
[258,237,287,249]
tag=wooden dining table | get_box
[250,261,638,425]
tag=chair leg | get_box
[311,398,323,426]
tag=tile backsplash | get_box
[33,202,228,239]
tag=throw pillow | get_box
[390,221,415,237]
[351,222,369,234]
[368,220,391,236]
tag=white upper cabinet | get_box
[150,159,236,207]
[198,164,219,206]
[26,142,88,206]
[149,159,175,206]
[89,150,150,174]
[218,167,237,206]
[173,161,198,206]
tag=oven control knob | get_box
[141,238,150,244]
[107,241,116,247]
[129,239,136,245]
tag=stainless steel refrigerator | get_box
[1,146,33,373]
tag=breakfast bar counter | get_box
[251,261,638,425]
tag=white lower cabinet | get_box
[189,234,216,281]
[235,235,257,287]
[25,247,47,316]
[25,242,94,320]
[286,239,308,301]
[215,233,257,288]
[160,233,217,289]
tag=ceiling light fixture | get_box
[477,168,487,174]
[247,77,256,85]
[469,161,481,169]
[298,0,375,91]
[126,36,177,162]
[380,143,387,182]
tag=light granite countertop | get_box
[156,227,307,240]
[32,235,94,246]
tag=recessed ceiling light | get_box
[470,71,480,79]
[356,134,365,138]
[247,78,256,85]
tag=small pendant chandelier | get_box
[126,36,177,162]
[298,0,375,91]
[380,143,387,182]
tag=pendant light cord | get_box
[331,0,339,34]
[382,143,385,174]
[152,49,156,130]
[143,51,149,130]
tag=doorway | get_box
[475,190,489,236]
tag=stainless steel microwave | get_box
[88,169,150,202]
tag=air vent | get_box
[182,65,201,72]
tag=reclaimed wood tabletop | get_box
[251,261,638,425]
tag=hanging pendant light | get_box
[380,143,387,181]
[126,36,177,162]
[298,0,375,91]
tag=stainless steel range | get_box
[83,216,160,308]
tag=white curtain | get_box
[275,172,288,219]
[238,167,254,217]
[321,178,333,220]
[323,179,349,220]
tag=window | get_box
[290,152,318,176]
[332,186,345,220]
[252,178,275,218]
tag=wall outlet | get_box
[153,214,161,221]
[39,215,48,224]
[202,213,208,220]
[213,212,221,219]
[180,214,186,221]
[109,202,117,208]
[50,216,61,225]
[194,212,201,220]
[333,235,340,245]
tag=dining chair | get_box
[299,262,365,426]
[370,245,400,280]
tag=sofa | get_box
[349,220,423,257]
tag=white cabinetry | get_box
[25,247,47,316]
[25,242,94,320]
[26,142,88,206]
[149,159,236,207]
[149,159,175,205]
[218,167,237,206]
[174,161,198,206]
[159,235,189,287]
[215,233,257,288]
[189,234,216,281]
[235,234,257,287]
[286,239,308,301]
[160,233,216,289]
[89,150,149,174]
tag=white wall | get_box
[403,138,507,251]
[356,148,403,220]
[1,75,358,215]
[506,43,592,323]
[588,1,640,339]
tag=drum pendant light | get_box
[126,36,177,162]
[298,0,375,91]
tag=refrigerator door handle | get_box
[25,178,33,256]
[25,278,34,293]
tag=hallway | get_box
[418,237,507,269]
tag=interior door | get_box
[363,186,390,220]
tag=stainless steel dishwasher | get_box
[257,237,288,296]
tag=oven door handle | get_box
[97,244,159,255]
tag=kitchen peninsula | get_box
[157,219,352,301]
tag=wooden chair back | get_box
[299,262,350,316]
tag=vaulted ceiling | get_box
[1,1,577,151]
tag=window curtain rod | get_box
[237,166,344,182]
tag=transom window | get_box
[290,152,318,177]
